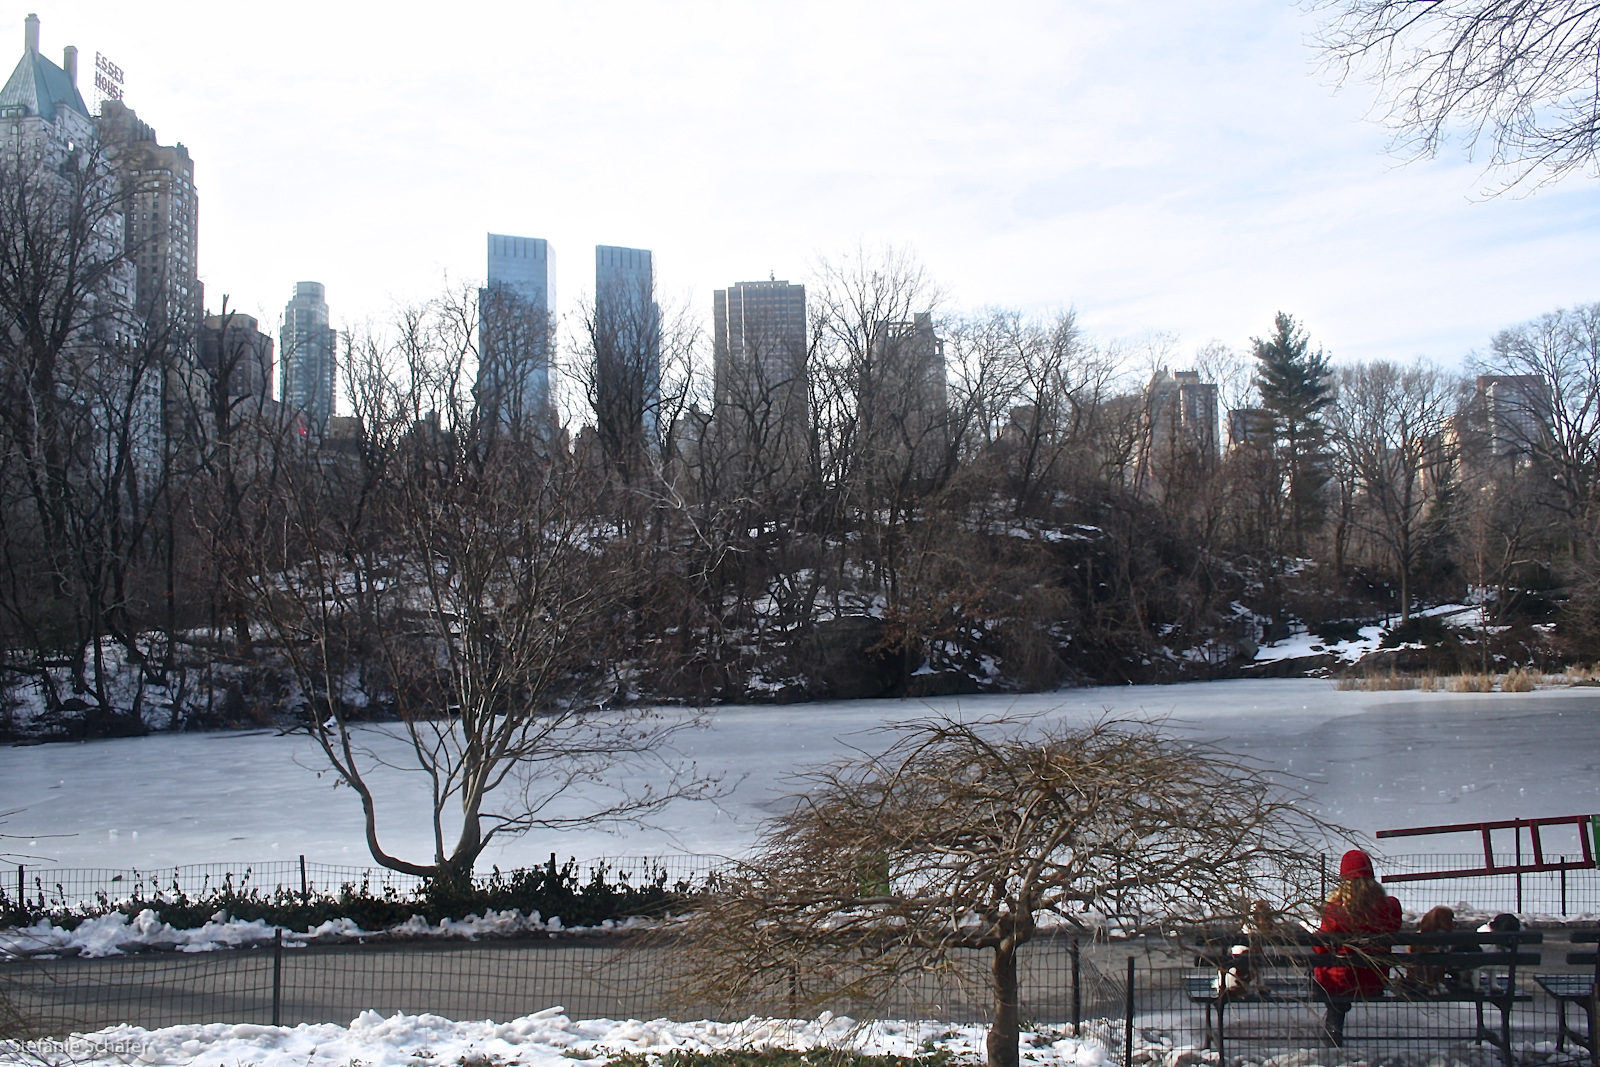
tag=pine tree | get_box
[1252,312,1334,556]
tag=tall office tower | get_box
[594,245,660,455]
[199,313,274,408]
[477,234,555,436]
[1476,374,1550,459]
[865,312,947,480]
[0,15,146,461]
[96,99,200,366]
[1144,369,1219,465]
[713,279,808,481]
[1136,368,1220,498]
[279,282,338,437]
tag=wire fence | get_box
[0,855,726,914]
[1376,854,1600,919]
[3,930,1595,1067]
[5,852,1597,920]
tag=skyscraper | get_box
[280,282,338,437]
[0,15,147,466]
[593,245,660,458]
[1139,368,1220,495]
[865,312,947,480]
[96,98,200,366]
[713,279,808,479]
[477,234,555,436]
[1477,374,1549,459]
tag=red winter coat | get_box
[1312,895,1403,996]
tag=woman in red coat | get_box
[1313,849,1402,1044]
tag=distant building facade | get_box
[280,282,338,437]
[1227,407,1272,449]
[477,233,555,437]
[1139,369,1219,495]
[1147,369,1219,458]
[865,312,947,481]
[95,99,199,364]
[199,313,274,405]
[0,15,150,472]
[713,278,808,481]
[593,245,660,456]
[1476,374,1549,459]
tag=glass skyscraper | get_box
[594,245,659,444]
[279,282,337,437]
[478,234,556,434]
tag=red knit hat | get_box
[1340,849,1375,880]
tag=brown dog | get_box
[1404,905,1456,991]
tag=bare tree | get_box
[475,283,556,444]
[1312,0,1600,188]
[1482,304,1600,548]
[675,717,1324,1067]
[1329,360,1462,620]
[0,133,171,728]
[234,289,717,886]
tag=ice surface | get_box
[3,679,1597,871]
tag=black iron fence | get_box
[3,930,1595,1067]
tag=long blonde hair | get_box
[1327,876,1389,920]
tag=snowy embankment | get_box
[0,907,650,960]
[1,1010,1118,1067]
[1249,602,1482,665]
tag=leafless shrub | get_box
[670,716,1327,1067]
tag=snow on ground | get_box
[0,1010,1118,1067]
[0,906,649,959]
[1251,603,1483,664]
[4,679,1598,871]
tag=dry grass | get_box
[1336,672,1419,691]
[1532,664,1600,686]
[1501,667,1535,692]
[1336,668,1553,692]
[1448,673,1495,693]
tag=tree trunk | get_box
[987,942,1021,1067]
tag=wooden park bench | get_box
[1534,929,1598,1063]
[1184,929,1541,1066]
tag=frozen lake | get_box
[3,678,1598,872]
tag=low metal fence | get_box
[3,931,1594,1067]
[0,854,726,914]
[1373,854,1600,918]
[6,852,1595,921]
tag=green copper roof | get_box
[0,47,87,123]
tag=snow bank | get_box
[0,908,650,959]
[1251,603,1482,665]
[0,1010,1118,1067]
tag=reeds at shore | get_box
[1333,665,1596,691]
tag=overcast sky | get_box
[21,0,1600,374]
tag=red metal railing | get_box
[1376,814,1599,882]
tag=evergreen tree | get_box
[1252,312,1334,556]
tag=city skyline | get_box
[14,1,1600,373]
